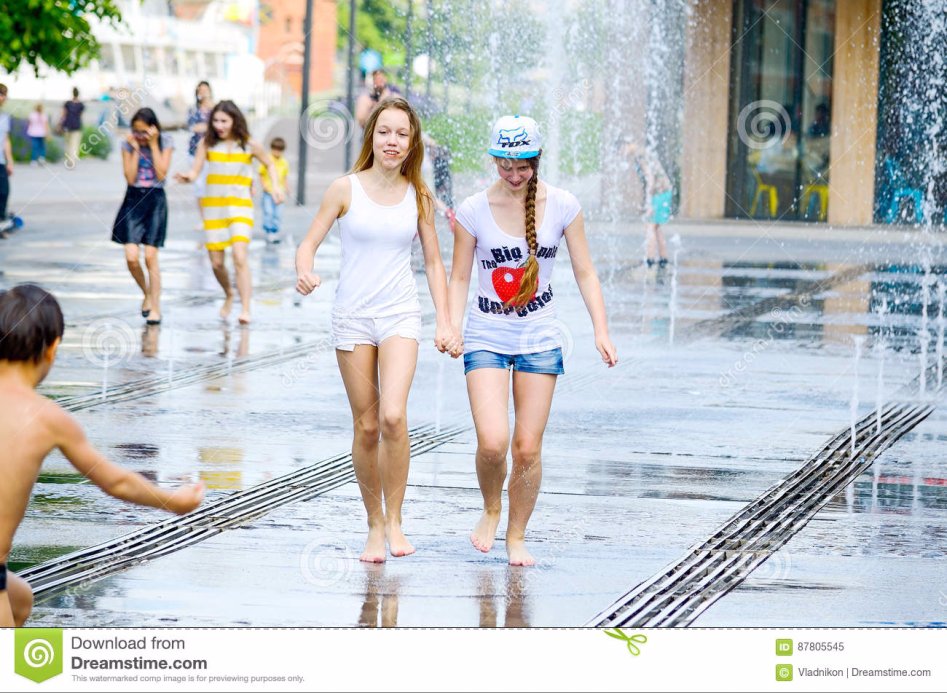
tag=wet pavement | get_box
[3,154,947,627]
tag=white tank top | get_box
[334,173,420,317]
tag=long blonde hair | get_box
[353,96,433,219]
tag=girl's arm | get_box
[417,196,458,354]
[295,176,348,295]
[251,140,284,204]
[564,212,618,367]
[148,129,173,182]
[175,140,206,182]
[447,221,477,356]
[121,137,140,185]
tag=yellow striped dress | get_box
[201,142,254,250]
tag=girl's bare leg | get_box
[337,346,385,562]
[465,367,511,553]
[231,242,252,324]
[507,371,557,566]
[124,243,149,312]
[376,336,419,557]
[143,245,162,321]
[207,249,233,318]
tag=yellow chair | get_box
[800,182,829,221]
[750,170,778,218]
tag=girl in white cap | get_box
[295,97,459,563]
[448,115,618,566]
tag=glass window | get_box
[204,53,219,78]
[98,44,116,72]
[121,44,139,73]
[726,0,835,222]
[165,49,180,76]
[185,51,199,76]
[143,46,160,74]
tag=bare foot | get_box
[220,292,234,320]
[470,510,502,553]
[360,525,387,563]
[238,311,251,325]
[506,539,536,567]
[387,523,415,557]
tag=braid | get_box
[507,156,542,307]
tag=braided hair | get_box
[506,152,542,307]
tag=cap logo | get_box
[497,126,531,149]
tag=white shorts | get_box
[332,311,422,351]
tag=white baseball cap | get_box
[488,115,542,159]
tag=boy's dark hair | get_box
[270,137,286,151]
[0,284,65,363]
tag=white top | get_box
[455,183,581,354]
[334,173,420,318]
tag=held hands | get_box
[435,323,463,357]
[596,333,618,367]
[296,272,322,296]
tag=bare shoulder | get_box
[39,399,82,443]
[326,175,352,212]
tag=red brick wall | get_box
[257,0,336,96]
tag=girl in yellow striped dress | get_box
[176,100,283,324]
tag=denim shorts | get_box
[463,348,564,376]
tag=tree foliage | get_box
[0,0,123,76]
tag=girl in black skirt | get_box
[112,107,174,324]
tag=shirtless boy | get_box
[0,284,204,626]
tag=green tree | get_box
[0,0,123,76]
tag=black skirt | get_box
[111,186,168,247]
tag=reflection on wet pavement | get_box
[6,217,947,627]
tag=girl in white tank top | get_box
[295,97,459,564]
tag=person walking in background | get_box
[0,84,13,238]
[624,141,671,267]
[186,81,214,230]
[176,100,283,325]
[26,105,48,165]
[259,136,289,244]
[60,87,85,166]
[112,108,174,326]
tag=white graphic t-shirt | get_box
[455,183,581,354]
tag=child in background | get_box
[259,137,289,244]
[26,104,48,165]
[624,141,671,267]
[0,284,204,627]
[176,100,284,325]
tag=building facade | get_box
[679,0,946,227]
